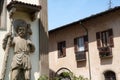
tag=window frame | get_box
[96,29,114,58]
[101,30,109,47]
[74,35,88,61]
[96,28,114,48]
[57,41,66,58]
[74,35,88,53]
[76,36,85,52]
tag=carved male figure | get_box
[3,19,35,80]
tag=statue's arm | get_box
[2,33,13,50]
[27,40,35,53]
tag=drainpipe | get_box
[80,22,91,80]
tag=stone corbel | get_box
[31,12,39,21]
[9,7,16,19]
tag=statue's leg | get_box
[25,69,31,80]
[11,69,19,80]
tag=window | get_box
[74,35,88,61]
[96,29,113,58]
[57,41,66,58]
[104,71,116,80]
[77,37,85,51]
[96,29,114,48]
[101,30,109,47]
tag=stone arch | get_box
[103,70,116,80]
[55,67,71,76]
[55,67,72,80]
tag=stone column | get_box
[39,0,49,77]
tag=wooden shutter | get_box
[57,42,61,58]
[62,41,66,57]
[58,41,66,57]
[74,38,78,53]
[62,47,66,57]
[96,32,101,49]
[108,29,114,47]
[84,35,88,51]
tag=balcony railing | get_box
[75,51,86,61]
[98,47,112,58]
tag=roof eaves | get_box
[7,1,41,12]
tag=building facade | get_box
[49,6,120,80]
[0,0,48,80]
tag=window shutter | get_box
[57,41,66,58]
[58,42,60,50]
[96,32,101,48]
[74,38,78,53]
[62,47,66,57]
[62,41,66,57]
[57,43,61,58]
[108,29,114,47]
[84,35,88,51]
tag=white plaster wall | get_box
[0,32,11,78]
[0,0,11,78]
[10,0,39,5]
[30,20,40,80]
[0,0,41,79]
[0,31,9,79]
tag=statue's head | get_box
[13,19,28,38]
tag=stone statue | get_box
[2,19,35,80]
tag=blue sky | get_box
[48,0,120,30]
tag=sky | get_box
[48,0,120,30]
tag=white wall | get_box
[31,20,40,80]
[0,0,10,78]
[0,0,41,80]
[0,31,8,79]
[11,0,39,5]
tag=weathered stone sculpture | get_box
[2,19,35,80]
